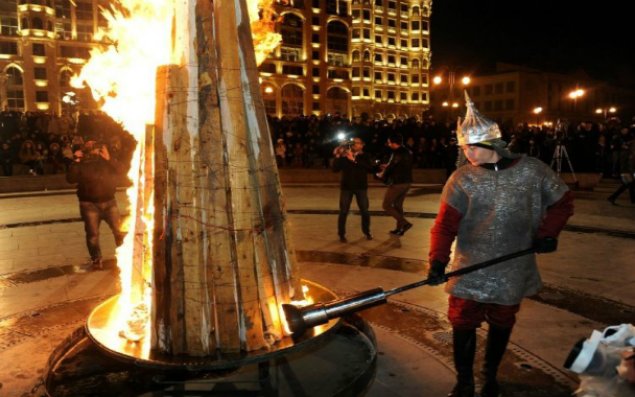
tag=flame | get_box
[72,0,281,342]
[280,285,314,335]
[248,0,282,66]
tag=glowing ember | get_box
[71,0,283,343]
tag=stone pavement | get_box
[0,179,634,396]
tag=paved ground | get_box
[0,178,634,396]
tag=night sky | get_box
[430,0,635,89]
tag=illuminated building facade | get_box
[349,0,431,120]
[1,0,432,119]
[0,0,107,113]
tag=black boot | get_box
[448,328,476,397]
[480,325,513,397]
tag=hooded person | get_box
[427,92,575,397]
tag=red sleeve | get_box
[429,202,462,264]
[537,190,574,238]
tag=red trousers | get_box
[448,296,520,330]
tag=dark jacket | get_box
[333,152,373,190]
[382,145,413,184]
[66,156,124,202]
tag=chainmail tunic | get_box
[441,156,569,305]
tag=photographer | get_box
[333,136,373,242]
[66,141,126,269]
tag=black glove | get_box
[428,260,448,285]
[535,237,558,253]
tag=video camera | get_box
[335,132,354,151]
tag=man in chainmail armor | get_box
[427,92,574,397]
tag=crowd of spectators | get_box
[0,111,135,177]
[268,113,635,178]
[1,110,634,179]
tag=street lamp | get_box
[432,67,471,120]
[595,106,617,120]
[532,106,543,125]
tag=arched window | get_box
[326,20,348,53]
[21,18,28,29]
[6,66,23,86]
[363,50,370,62]
[280,14,303,47]
[325,86,349,116]
[352,50,360,62]
[411,59,420,68]
[5,66,25,110]
[281,84,304,116]
[412,6,420,16]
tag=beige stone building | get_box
[0,0,107,114]
[1,0,432,120]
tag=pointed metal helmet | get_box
[456,91,501,146]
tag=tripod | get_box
[550,139,577,183]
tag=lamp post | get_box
[532,106,543,126]
[432,68,471,121]
[595,106,617,120]
[567,88,585,113]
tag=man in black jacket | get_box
[333,136,374,242]
[377,133,413,236]
[67,141,125,269]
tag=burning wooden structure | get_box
[82,0,309,359]
[150,0,300,355]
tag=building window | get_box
[363,29,370,39]
[421,73,427,84]
[374,71,382,81]
[387,73,395,82]
[363,88,370,97]
[400,39,407,48]
[374,53,382,63]
[411,59,419,68]
[400,92,407,101]
[494,100,503,110]
[421,38,428,48]
[76,23,93,41]
[411,74,419,83]
[495,83,503,94]
[400,56,407,66]
[421,20,429,31]
[400,74,408,83]
[363,9,371,20]
[60,46,90,58]
[75,1,93,20]
[34,67,47,80]
[485,84,493,95]
[352,87,360,96]
[375,0,382,5]
[312,16,320,25]
[388,1,396,9]
[362,67,370,78]
[312,67,320,76]
[375,35,382,44]
[0,41,18,55]
[506,99,515,110]
[411,38,420,48]
[387,91,395,99]
[282,65,303,76]
[312,85,320,94]
[387,55,395,64]
[312,101,320,110]
[312,0,320,7]
[387,37,395,46]
[312,50,320,60]
[7,89,24,110]
[484,100,492,111]
[352,28,360,39]
[411,20,420,30]
[472,86,481,96]
[421,92,427,101]
[32,17,44,30]
[0,16,19,36]
[32,43,45,56]
[281,14,303,47]
[375,90,382,99]
[312,33,320,43]
[375,16,382,25]
[388,19,396,28]
[400,21,407,30]
[412,92,419,101]
[352,68,360,77]
[506,81,516,93]
[36,91,49,103]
